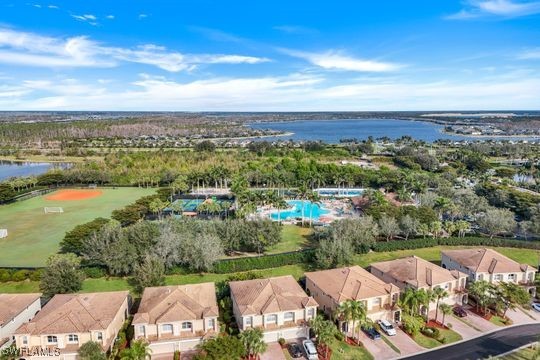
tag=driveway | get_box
[461,305,499,332]
[391,328,425,355]
[357,330,398,360]
[260,342,286,360]
[506,307,539,324]
[429,310,480,340]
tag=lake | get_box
[0,161,68,181]
[248,119,539,143]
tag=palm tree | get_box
[468,280,494,316]
[310,316,337,360]
[297,185,309,227]
[239,328,267,360]
[307,191,321,227]
[438,303,452,326]
[417,289,435,321]
[433,287,449,324]
[119,339,151,360]
[334,301,354,336]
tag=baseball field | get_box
[0,187,156,267]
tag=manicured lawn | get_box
[413,328,462,349]
[327,338,374,360]
[499,346,539,360]
[267,225,313,254]
[490,315,510,326]
[0,187,156,267]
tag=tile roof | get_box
[371,256,466,288]
[0,293,41,327]
[133,283,219,325]
[442,248,537,274]
[15,291,129,335]
[229,276,318,316]
[305,266,399,303]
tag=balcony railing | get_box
[139,329,216,342]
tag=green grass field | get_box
[0,187,155,267]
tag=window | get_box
[244,317,252,327]
[508,274,517,281]
[266,314,277,324]
[22,336,28,346]
[307,308,315,318]
[373,297,382,308]
[67,334,78,344]
[162,324,173,333]
[47,336,58,344]
[494,274,503,281]
[138,325,145,335]
[208,319,215,329]
[96,332,103,342]
[478,274,484,281]
[181,322,192,331]
[284,312,295,322]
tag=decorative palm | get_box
[438,303,452,326]
[310,316,337,360]
[239,328,267,360]
[433,287,449,323]
[119,339,151,360]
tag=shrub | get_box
[11,270,30,282]
[173,351,181,360]
[83,267,106,279]
[335,332,345,341]
[0,269,11,282]
[421,326,440,339]
[213,250,314,273]
[278,338,286,347]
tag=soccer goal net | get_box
[0,229,7,238]
[44,207,64,213]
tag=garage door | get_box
[150,342,176,354]
[263,327,309,342]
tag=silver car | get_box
[302,339,318,360]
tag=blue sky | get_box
[0,0,540,110]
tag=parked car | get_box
[363,326,381,340]
[302,339,318,360]
[378,319,397,336]
[287,343,303,358]
[453,306,467,317]
[531,303,540,312]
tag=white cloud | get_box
[517,48,540,59]
[48,5,58,9]
[0,28,271,71]
[106,15,115,20]
[446,0,540,19]
[283,49,402,72]
[138,14,148,19]
[273,25,317,34]
[3,71,539,111]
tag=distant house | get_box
[132,283,219,354]
[441,248,537,295]
[370,256,468,313]
[229,276,318,342]
[305,266,401,333]
[14,291,130,360]
[0,294,41,349]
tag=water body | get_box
[270,200,330,221]
[0,161,68,181]
[249,119,540,143]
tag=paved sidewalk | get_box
[392,328,425,356]
[261,342,286,360]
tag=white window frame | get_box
[47,335,58,344]
[244,316,252,327]
[181,322,192,331]
[266,314,277,324]
[22,336,28,345]
[207,318,215,329]
[161,324,173,333]
[508,273,517,281]
[96,332,103,342]
[307,308,315,318]
[494,274,503,281]
[67,334,79,344]
[284,312,295,322]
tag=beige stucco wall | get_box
[14,295,130,359]
[0,298,41,349]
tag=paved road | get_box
[401,323,540,360]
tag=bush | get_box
[83,267,106,278]
[278,338,286,347]
[173,351,181,360]
[11,270,30,282]
[0,269,11,282]
[213,250,314,273]
[421,326,440,339]
[335,332,345,341]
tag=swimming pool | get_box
[270,200,330,221]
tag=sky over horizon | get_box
[1,0,540,111]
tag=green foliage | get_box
[60,217,110,255]
[401,314,425,336]
[194,335,246,360]
[39,253,85,297]
[213,250,314,273]
[132,255,166,293]
[0,183,16,203]
[77,341,106,360]
[119,339,151,360]
[239,328,267,358]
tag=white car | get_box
[302,339,318,360]
[378,319,397,336]
[532,303,540,312]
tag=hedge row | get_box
[372,236,540,252]
[212,250,315,274]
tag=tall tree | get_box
[239,328,267,360]
[40,253,84,297]
[119,340,151,360]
